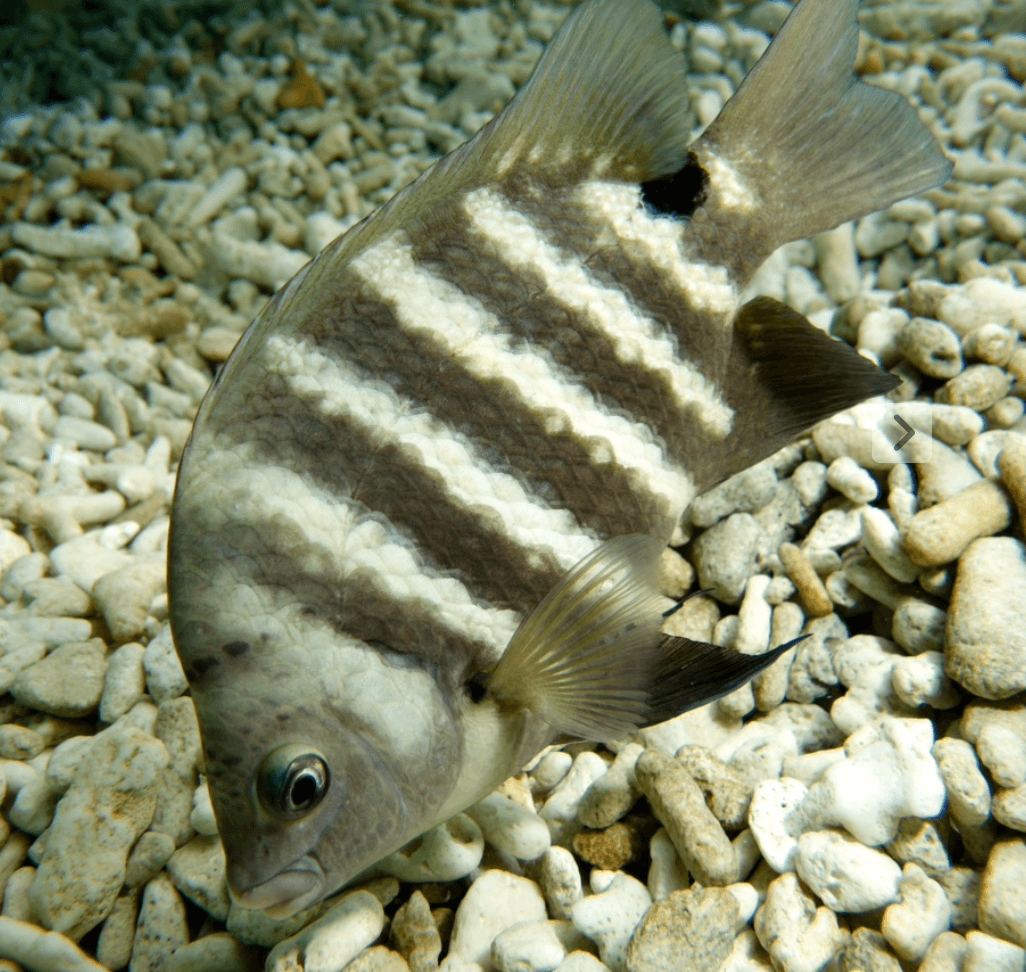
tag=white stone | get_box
[266,890,384,972]
[190,779,218,836]
[748,778,809,873]
[0,915,109,971]
[892,652,961,709]
[378,814,483,882]
[467,792,550,862]
[49,531,136,594]
[801,717,945,846]
[99,642,147,723]
[795,830,902,913]
[554,954,611,972]
[447,871,547,969]
[881,863,951,962]
[861,507,918,583]
[143,624,189,704]
[532,751,573,792]
[571,872,651,972]
[753,872,846,972]
[646,828,688,901]
[491,920,569,972]
[539,846,583,921]
[826,457,878,504]
[540,752,608,843]
[830,636,911,735]
[578,744,641,830]
[12,222,141,262]
[963,930,1026,972]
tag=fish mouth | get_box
[230,854,327,919]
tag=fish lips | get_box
[229,853,328,919]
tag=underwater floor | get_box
[1,0,1026,970]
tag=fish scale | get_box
[169,0,951,918]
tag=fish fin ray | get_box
[732,295,899,444]
[692,0,951,247]
[642,635,807,727]
[486,534,667,740]
[474,0,693,182]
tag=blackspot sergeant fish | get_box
[168,0,951,918]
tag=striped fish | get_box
[168,0,950,917]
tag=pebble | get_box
[937,363,1014,410]
[539,846,584,922]
[753,872,846,972]
[777,543,832,618]
[978,838,1026,949]
[961,700,1026,789]
[390,891,442,972]
[836,929,901,972]
[646,829,687,902]
[161,932,254,972]
[0,915,108,972]
[691,513,763,604]
[447,871,547,969]
[91,557,166,642]
[881,863,951,961]
[825,456,878,504]
[801,718,945,847]
[747,777,808,873]
[998,435,1026,525]
[570,872,651,972]
[794,829,902,913]
[625,886,743,972]
[963,930,1026,972]
[933,737,992,829]
[166,835,230,922]
[540,752,609,844]
[891,598,947,655]
[99,642,147,724]
[578,744,642,830]
[130,872,189,972]
[467,792,550,862]
[946,537,1026,699]
[29,725,169,940]
[379,815,483,884]
[897,317,964,378]
[919,932,968,972]
[12,640,107,721]
[903,480,1013,567]
[635,748,736,886]
[266,890,385,972]
[891,651,961,709]
[491,919,579,972]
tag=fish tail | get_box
[675,0,952,276]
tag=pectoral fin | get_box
[486,534,809,740]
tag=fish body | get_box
[168,0,950,918]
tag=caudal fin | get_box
[687,0,951,269]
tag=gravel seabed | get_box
[1,0,1026,970]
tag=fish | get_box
[167,0,951,919]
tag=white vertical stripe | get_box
[464,186,736,439]
[196,434,522,655]
[573,181,740,319]
[264,331,599,575]
[349,233,696,523]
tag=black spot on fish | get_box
[466,671,489,705]
[223,640,250,657]
[187,656,219,680]
[641,152,708,219]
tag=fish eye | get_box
[258,746,331,820]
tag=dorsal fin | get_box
[469,0,693,183]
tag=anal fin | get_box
[643,635,807,727]
[717,295,899,481]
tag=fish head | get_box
[169,547,466,919]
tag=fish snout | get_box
[228,854,327,918]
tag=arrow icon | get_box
[893,414,914,451]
